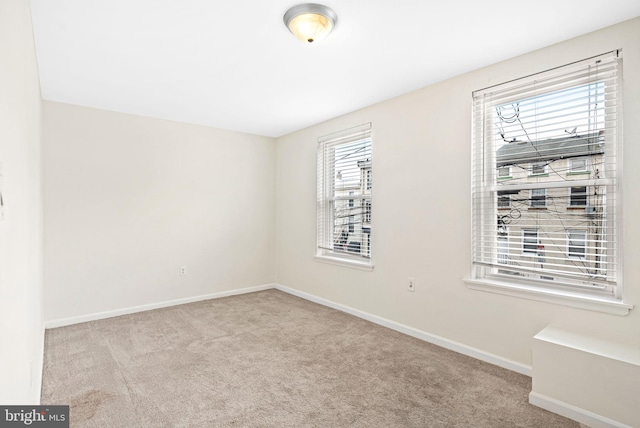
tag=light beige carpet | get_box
[41,289,579,427]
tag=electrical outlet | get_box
[180,266,187,276]
[408,277,415,292]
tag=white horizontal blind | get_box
[317,123,372,261]
[471,51,621,297]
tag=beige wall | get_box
[43,102,276,321]
[274,17,640,366]
[0,0,44,403]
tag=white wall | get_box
[0,0,44,404]
[275,18,640,367]
[43,102,276,322]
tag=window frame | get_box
[316,123,373,271]
[467,51,630,315]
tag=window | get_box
[530,188,546,207]
[569,157,588,173]
[530,162,547,176]
[317,123,373,267]
[497,191,511,208]
[522,229,539,255]
[570,186,588,207]
[471,51,623,307]
[497,166,511,178]
[567,230,587,259]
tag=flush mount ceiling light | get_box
[283,3,337,43]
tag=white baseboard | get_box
[274,284,532,376]
[44,284,276,329]
[529,392,632,428]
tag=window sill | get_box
[463,278,632,316]
[567,171,590,176]
[314,255,374,271]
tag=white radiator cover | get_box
[530,325,640,428]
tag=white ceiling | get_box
[30,1,640,138]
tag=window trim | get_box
[468,50,629,314]
[316,123,374,270]
[464,278,632,316]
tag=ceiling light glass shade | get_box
[284,4,337,43]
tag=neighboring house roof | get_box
[496,132,604,166]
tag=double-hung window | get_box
[317,123,373,269]
[470,51,627,312]
[570,186,588,207]
[530,162,547,176]
[530,188,546,208]
[567,230,587,259]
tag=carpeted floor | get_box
[41,289,580,427]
